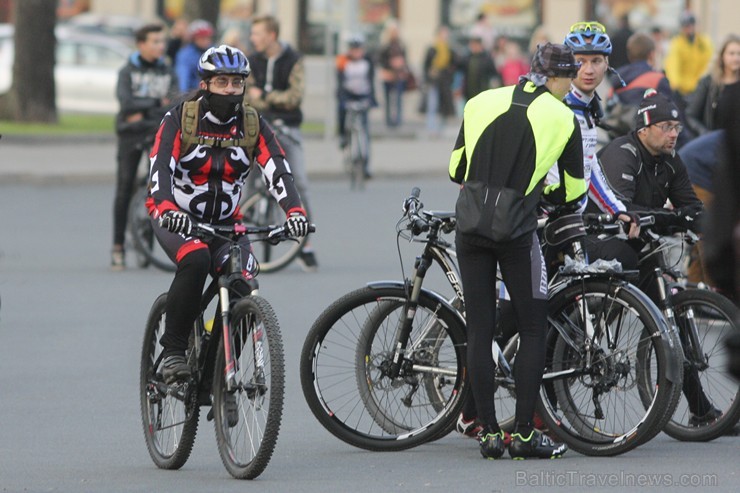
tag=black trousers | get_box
[456,231,548,429]
[112,132,150,246]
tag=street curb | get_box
[0,121,427,146]
[0,168,441,186]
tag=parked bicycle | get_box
[126,136,176,272]
[629,223,740,441]
[300,188,682,456]
[342,99,371,190]
[237,120,311,273]
[139,221,312,478]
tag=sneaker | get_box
[689,407,723,427]
[296,249,318,272]
[456,413,483,438]
[111,249,125,271]
[509,429,568,460]
[478,426,507,460]
[161,354,191,384]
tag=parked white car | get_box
[0,24,132,114]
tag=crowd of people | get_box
[108,10,739,461]
[449,12,740,460]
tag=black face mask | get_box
[204,93,243,122]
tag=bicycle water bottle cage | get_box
[544,214,586,247]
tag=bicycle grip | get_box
[640,215,655,226]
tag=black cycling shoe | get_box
[224,392,239,427]
[161,354,191,384]
[206,392,239,427]
[689,407,723,427]
[478,426,507,460]
[509,429,568,460]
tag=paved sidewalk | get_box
[0,123,460,184]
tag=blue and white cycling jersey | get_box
[547,87,626,215]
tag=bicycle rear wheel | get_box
[539,279,681,456]
[663,289,740,441]
[128,185,176,272]
[300,286,468,451]
[139,293,199,469]
[349,124,366,191]
[238,191,307,273]
[213,296,284,479]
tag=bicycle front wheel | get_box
[213,295,285,479]
[128,185,176,272]
[663,289,740,441]
[239,191,307,273]
[539,279,681,456]
[139,293,199,469]
[300,286,468,451]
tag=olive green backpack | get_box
[180,100,259,160]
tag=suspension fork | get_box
[218,246,247,392]
[662,278,709,368]
[388,253,432,378]
[218,277,237,391]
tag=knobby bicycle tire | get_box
[662,289,740,442]
[538,279,682,456]
[128,185,176,272]
[139,293,199,469]
[300,286,468,451]
[238,191,307,273]
[213,296,285,479]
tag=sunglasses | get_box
[569,21,607,34]
[653,123,684,134]
[209,76,246,89]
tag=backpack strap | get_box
[180,100,200,150]
[242,104,259,162]
[179,101,260,161]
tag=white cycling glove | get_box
[159,210,193,236]
[286,211,309,237]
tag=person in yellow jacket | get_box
[449,42,586,460]
[664,11,713,98]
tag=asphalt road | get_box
[0,176,737,492]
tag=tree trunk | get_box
[0,0,57,122]
[183,0,220,29]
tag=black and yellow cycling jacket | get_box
[449,80,587,236]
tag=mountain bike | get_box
[630,224,740,441]
[139,221,311,479]
[301,188,682,455]
[237,120,310,273]
[342,99,371,190]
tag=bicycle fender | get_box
[365,281,466,328]
[548,277,681,384]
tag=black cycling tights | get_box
[159,249,210,355]
[456,232,548,434]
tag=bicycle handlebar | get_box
[192,222,316,244]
